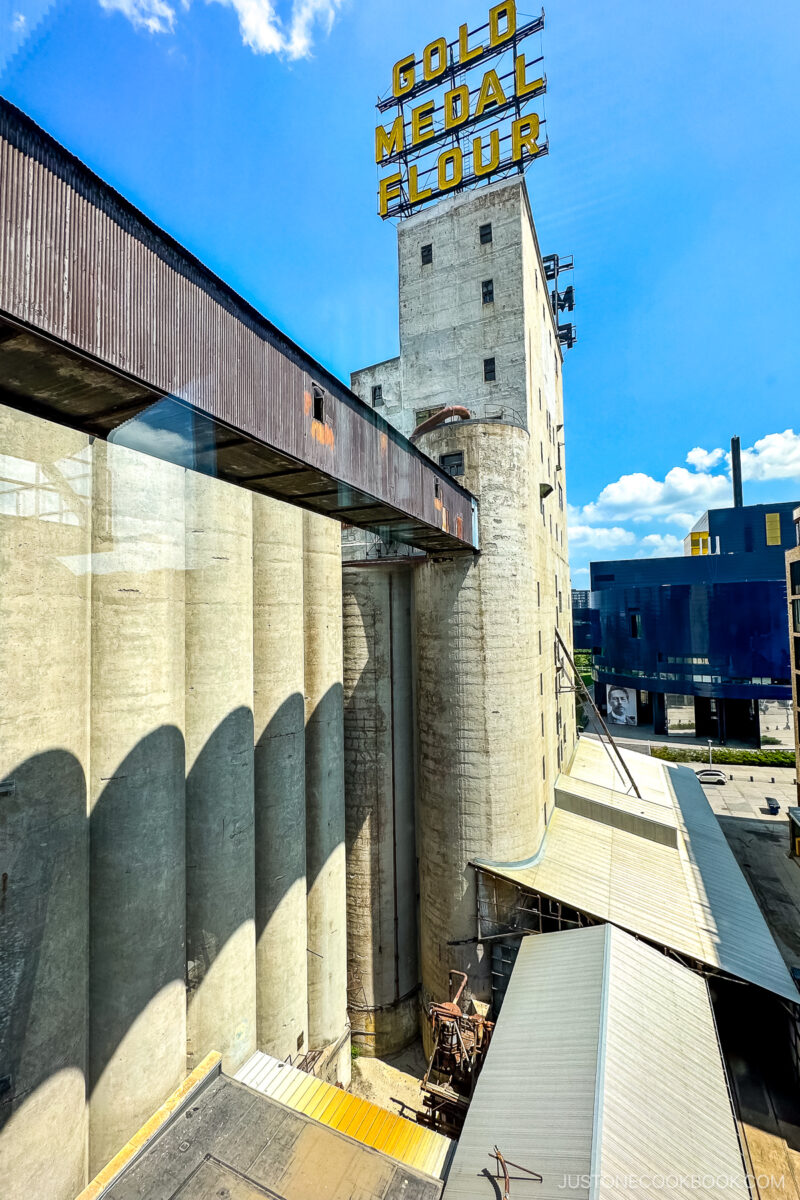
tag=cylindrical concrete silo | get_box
[302,511,349,1080]
[0,408,91,1200]
[184,471,256,1074]
[414,421,542,1015]
[88,441,186,1175]
[342,565,418,1056]
[253,495,308,1061]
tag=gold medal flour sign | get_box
[376,1,548,219]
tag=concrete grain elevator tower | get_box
[348,177,575,1039]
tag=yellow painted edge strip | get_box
[336,1095,371,1136]
[75,1051,223,1200]
[386,1120,423,1166]
[354,1102,385,1146]
[316,1087,351,1128]
[371,1115,402,1157]
[305,1080,337,1121]
[362,1109,394,1150]
[285,1072,321,1113]
[327,1092,360,1132]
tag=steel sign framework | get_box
[376,2,548,220]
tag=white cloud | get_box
[99,0,342,56]
[99,0,176,32]
[11,12,26,30]
[740,429,800,482]
[580,466,730,526]
[665,511,697,528]
[634,533,684,557]
[686,446,723,472]
[568,523,636,550]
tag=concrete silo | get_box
[342,563,418,1055]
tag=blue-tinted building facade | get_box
[588,502,797,744]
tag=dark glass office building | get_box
[588,502,797,746]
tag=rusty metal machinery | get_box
[419,971,494,1137]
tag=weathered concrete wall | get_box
[253,495,308,1061]
[414,421,540,1011]
[343,566,418,1056]
[518,177,575,778]
[397,179,529,433]
[0,401,357,1190]
[88,441,187,1175]
[303,511,349,1076]
[0,409,91,1200]
[185,472,256,1074]
[350,356,402,427]
[349,181,577,1034]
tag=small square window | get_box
[481,279,494,304]
[440,451,464,477]
[483,357,496,382]
[415,406,438,426]
[371,384,383,407]
[479,222,493,244]
[421,243,433,265]
[312,384,325,423]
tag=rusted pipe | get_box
[410,406,470,441]
[449,970,468,1006]
[494,1147,511,1200]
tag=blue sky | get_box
[2,0,799,578]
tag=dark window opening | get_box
[434,479,441,500]
[312,384,325,423]
[440,451,464,478]
[371,384,383,407]
[483,357,496,382]
[542,756,546,780]
[415,406,438,426]
[482,279,494,304]
[421,243,433,265]
[479,222,493,244]
[595,573,615,583]
[744,524,754,552]
[630,610,642,638]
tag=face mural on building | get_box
[608,686,637,726]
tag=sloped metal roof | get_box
[236,1051,454,1180]
[475,738,798,1003]
[443,924,750,1200]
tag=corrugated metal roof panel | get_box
[443,925,750,1200]
[235,1051,453,1180]
[476,737,797,1003]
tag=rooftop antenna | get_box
[731,436,743,508]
